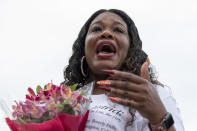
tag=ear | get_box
[140,58,151,81]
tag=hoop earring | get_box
[81,56,88,77]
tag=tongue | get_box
[99,51,113,54]
[97,52,115,58]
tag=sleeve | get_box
[156,85,185,131]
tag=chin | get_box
[93,62,118,72]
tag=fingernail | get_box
[146,57,150,65]
[109,97,119,102]
[102,70,114,76]
[97,80,111,86]
[99,86,111,91]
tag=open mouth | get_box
[96,40,116,58]
[97,41,116,54]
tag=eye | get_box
[91,26,102,32]
[113,27,124,33]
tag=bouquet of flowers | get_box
[4,82,92,131]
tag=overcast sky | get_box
[0,0,197,130]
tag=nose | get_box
[101,30,113,39]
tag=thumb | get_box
[140,57,151,81]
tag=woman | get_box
[63,9,184,131]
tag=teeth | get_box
[97,42,116,54]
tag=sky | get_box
[0,0,196,130]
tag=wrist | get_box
[148,112,174,131]
[149,111,168,124]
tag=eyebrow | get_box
[91,20,103,26]
[91,20,126,28]
[113,21,126,28]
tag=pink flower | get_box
[26,95,34,101]
[28,87,36,98]
[30,106,45,119]
[10,82,90,124]
[61,87,72,100]
[12,101,24,118]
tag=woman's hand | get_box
[97,59,167,124]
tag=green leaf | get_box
[44,85,47,90]
[62,104,75,115]
[18,118,26,124]
[65,98,70,104]
[58,104,64,112]
[36,85,42,94]
[70,84,78,91]
[80,91,86,96]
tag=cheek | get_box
[85,34,96,54]
[84,35,98,72]
[119,37,130,58]
[84,37,92,56]
[84,34,98,69]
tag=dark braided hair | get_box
[62,9,159,127]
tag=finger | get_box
[102,69,145,84]
[109,88,145,102]
[109,97,140,109]
[140,57,151,81]
[97,80,141,92]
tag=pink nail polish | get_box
[99,86,111,91]
[97,80,111,86]
[109,97,119,102]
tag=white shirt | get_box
[85,85,185,131]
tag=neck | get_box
[89,72,109,95]
[89,72,108,81]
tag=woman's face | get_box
[85,12,130,76]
